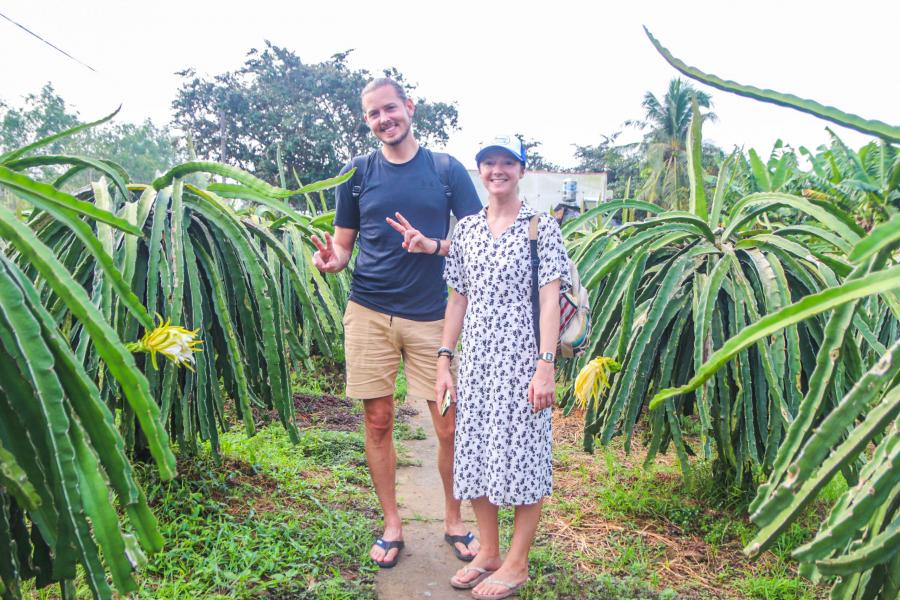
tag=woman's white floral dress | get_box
[444,204,571,506]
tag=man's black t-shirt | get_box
[333,148,482,321]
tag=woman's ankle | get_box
[496,558,529,576]
[470,550,502,564]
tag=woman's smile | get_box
[478,150,524,198]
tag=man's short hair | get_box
[361,77,408,106]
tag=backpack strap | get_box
[529,214,541,349]
[431,150,453,201]
[349,151,376,200]
[528,214,541,240]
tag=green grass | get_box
[134,356,425,599]
[394,420,426,441]
[20,419,380,600]
[393,363,408,402]
[735,576,816,600]
[135,425,379,599]
[521,544,671,600]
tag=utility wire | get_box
[0,10,97,73]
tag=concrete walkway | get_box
[376,405,477,600]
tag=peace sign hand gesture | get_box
[386,212,439,254]
[311,232,342,272]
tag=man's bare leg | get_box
[363,394,403,564]
[426,400,481,559]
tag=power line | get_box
[0,10,97,73]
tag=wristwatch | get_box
[538,352,555,364]
[437,346,454,359]
[430,238,442,255]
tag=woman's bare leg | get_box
[451,496,502,585]
[472,499,542,596]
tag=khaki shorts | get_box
[343,300,455,402]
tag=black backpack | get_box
[349,148,454,202]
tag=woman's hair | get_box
[360,77,408,106]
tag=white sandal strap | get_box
[451,566,492,587]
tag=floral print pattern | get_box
[444,204,571,505]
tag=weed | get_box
[291,356,346,397]
[394,420,426,441]
[736,575,816,600]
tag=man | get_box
[310,77,483,568]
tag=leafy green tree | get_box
[573,132,642,197]
[0,85,180,186]
[725,133,897,231]
[0,83,79,153]
[172,45,460,187]
[639,78,714,146]
[80,120,180,184]
[631,78,716,209]
[563,98,895,498]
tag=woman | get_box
[435,135,570,599]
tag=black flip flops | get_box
[444,531,477,561]
[372,537,405,568]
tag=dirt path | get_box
[376,405,477,599]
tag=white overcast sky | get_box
[2,0,897,170]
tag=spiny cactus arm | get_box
[815,516,899,577]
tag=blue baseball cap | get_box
[475,134,527,166]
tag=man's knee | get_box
[363,396,394,440]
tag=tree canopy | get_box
[0,84,180,186]
[172,45,460,186]
[0,83,79,153]
[573,132,642,198]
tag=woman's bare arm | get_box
[530,279,561,412]
[435,289,468,404]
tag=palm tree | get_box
[634,78,716,209]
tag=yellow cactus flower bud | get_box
[574,356,621,411]
[126,314,203,371]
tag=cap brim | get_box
[475,145,525,165]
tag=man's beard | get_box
[381,123,410,146]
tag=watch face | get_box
[540,352,555,362]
